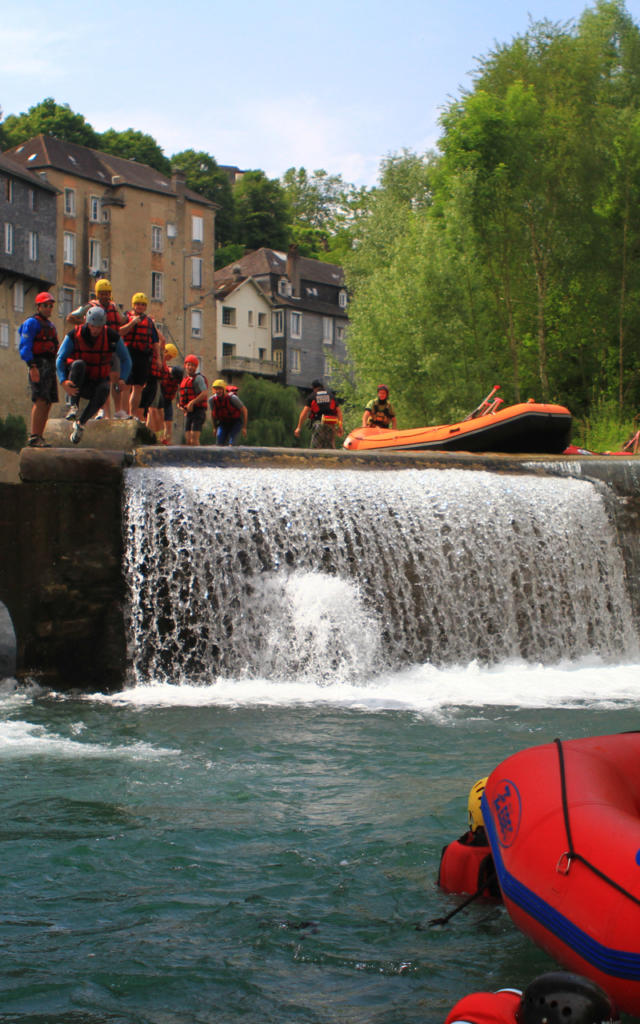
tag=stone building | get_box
[0,151,58,423]
[6,135,218,418]
[213,245,349,390]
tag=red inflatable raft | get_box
[482,733,640,1015]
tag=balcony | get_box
[220,355,279,377]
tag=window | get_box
[63,232,76,265]
[278,277,291,297]
[322,316,333,345]
[290,348,301,373]
[336,324,345,343]
[89,196,100,221]
[222,306,236,326]
[191,215,204,242]
[151,225,163,252]
[274,349,283,370]
[28,189,38,211]
[13,280,24,313]
[89,238,101,271]
[248,310,254,326]
[0,323,8,349]
[191,309,202,337]
[4,223,14,254]
[61,287,75,320]
[273,310,284,336]
[64,188,76,216]
[258,348,266,360]
[290,311,302,338]
[191,257,203,288]
[222,343,235,356]
[28,231,38,261]
[258,312,266,328]
[151,272,164,300]
[338,289,347,308]
[5,178,13,202]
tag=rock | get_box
[0,602,16,678]
[43,417,156,450]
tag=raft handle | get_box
[556,851,572,875]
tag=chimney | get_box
[287,244,300,297]
[171,167,186,198]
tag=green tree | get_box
[239,376,301,447]
[99,128,171,174]
[1,98,101,149]
[280,167,366,259]
[171,149,235,245]
[233,171,291,251]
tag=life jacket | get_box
[309,389,338,423]
[210,391,242,422]
[161,365,181,402]
[367,398,395,427]
[444,989,521,1024]
[30,315,58,357]
[90,298,121,332]
[179,373,208,408]
[124,312,154,353]
[437,831,500,900]
[72,324,113,381]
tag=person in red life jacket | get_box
[66,278,128,419]
[437,777,500,900]
[178,355,208,445]
[18,291,60,448]
[444,971,619,1024]
[56,306,131,445]
[159,343,182,445]
[209,379,248,446]
[362,384,397,429]
[140,326,168,439]
[294,379,343,449]
[119,292,160,421]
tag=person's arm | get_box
[231,396,248,435]
[186,374,207,410]
[19,318,44,384]
[56,334,79,395]
[114,337,132,384]
[119,315,138,337]
[294,405,310,437]
[337,405,343,436]
[66,302,90,326]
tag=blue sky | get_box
[3,0,640,187]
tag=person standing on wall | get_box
[56,306,131,445]
[294,379,343,449]
[119,293,160,421]
[209,380,248,446]
[178,355,208,446]
[362,385,397,429]
[66,278,128,418]
[18,291,59,448]
[159,343,182,445]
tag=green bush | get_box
[573,400,639,453]
[0,414,27,452]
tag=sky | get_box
[3,0,640,188]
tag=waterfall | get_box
[123,466,637,686]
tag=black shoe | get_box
[28,435,51,448]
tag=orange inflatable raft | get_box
[482,733,640,1015]
[343,401,572,454]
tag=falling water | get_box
[123,466,637,686]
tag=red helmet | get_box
[377,384,389,394]
[226,385,239,393]
[184,354,199,366]
[36,291,55,305]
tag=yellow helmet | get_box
[95,278,112,294]
[164,343,178,360]
[212,379,226,389]
[468,777,488,833]
[132,292,148,306]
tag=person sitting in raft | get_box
[362,384,397,429]
[437,776,500,900]
[444,970,620,1024]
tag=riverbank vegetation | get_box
[3,1,640,447]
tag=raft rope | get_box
[428,862,498,927]
[555,737,640,909]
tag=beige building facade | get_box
[216,276,278,380]
[6,135,217,423]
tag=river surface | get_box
[3,464,640,1022]
[1,666,639,1024]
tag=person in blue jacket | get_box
[18,291,60,447]
[56,306,132,445]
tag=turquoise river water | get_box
[2,466,639,1023]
